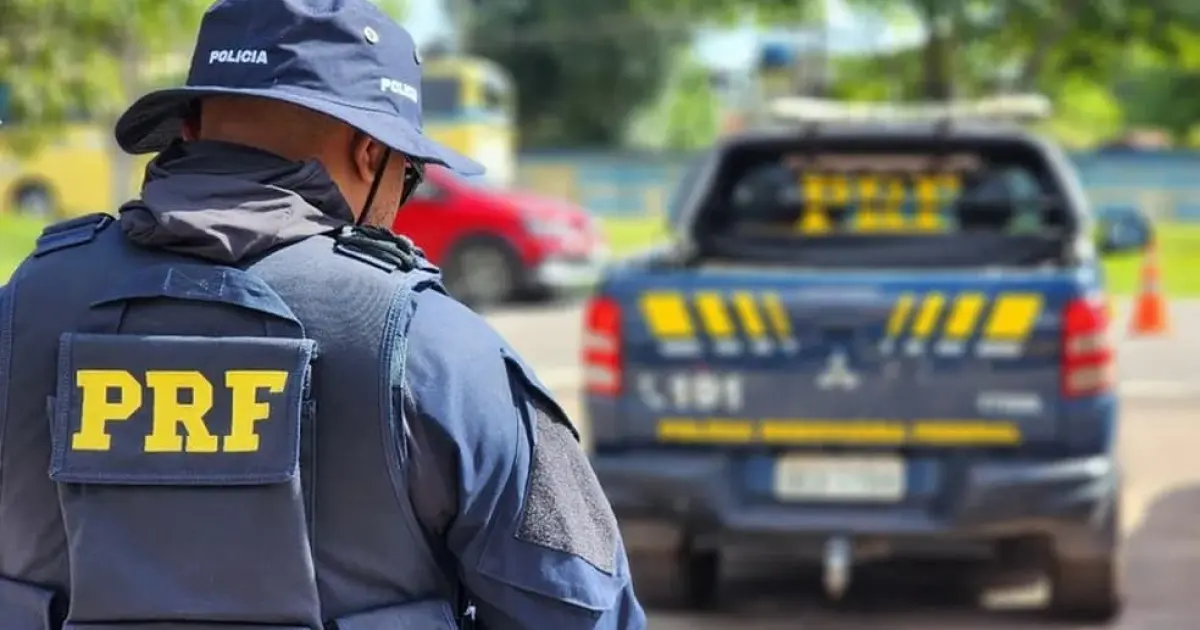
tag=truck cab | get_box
[581,96,1149,621]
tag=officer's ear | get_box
[180,101,201,141]
[350,133,388,183]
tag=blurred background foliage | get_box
[0,0,404,155]
[4,0,1200,151]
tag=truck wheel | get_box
[11,183,54,218]
[1046,555,1123,623]
[1046,494,1124,623]
[631,548,721,611]
[442,239,520,309]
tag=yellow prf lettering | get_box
[73,370,142,451]
[855,176,882,231]
[144,371,219,453]
[224,371,288,452]
[856,176,907,232]
[70,369,288,453]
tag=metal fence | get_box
[514,150,1200,222]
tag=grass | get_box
[1101,225,1200,296]
[1,214,1196,296]
[601,216,670,255]
[0,214,43,281]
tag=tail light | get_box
[1061,295,1113,397]
[583,295,622,396]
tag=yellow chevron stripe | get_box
[984,293,1043,341]
[887,293,916,337]
[911,293,946,339]
[761,292,793,337]
[693,292,735,338]
[943,292,987,339]
[732,292,767,338]
[639,292,694,339]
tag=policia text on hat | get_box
[0,1,647,628]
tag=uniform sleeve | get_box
[402,290,646,630]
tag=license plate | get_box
[774,455,905,502]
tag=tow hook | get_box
[823,535,853,600]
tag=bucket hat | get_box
[115,0,483,175]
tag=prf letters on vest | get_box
[72,369,288,453]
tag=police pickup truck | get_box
[581,96,1149,622]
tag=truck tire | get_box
[630,547,721,612]
[1047,555,1123,622]
[11,183,54,218]
[1046,494,1123,623]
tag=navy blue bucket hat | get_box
[115,0,483,175]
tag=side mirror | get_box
[1096,206,1153,256]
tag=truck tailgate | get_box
[609,269,1077,448]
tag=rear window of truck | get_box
[691,137,1078,268]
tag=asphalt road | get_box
[484,299,1200,629]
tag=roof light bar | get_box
[767,94,1052,124]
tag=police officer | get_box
[0,1,645,628]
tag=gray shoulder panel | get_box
[516,401,618,574]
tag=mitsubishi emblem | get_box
[816,348,861,391]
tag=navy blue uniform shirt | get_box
[403,289,646,629]
[0,139,647,629]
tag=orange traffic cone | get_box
[1129,236,1170,337]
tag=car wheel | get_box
[442,238,521,309]
[11,183,55,218]
[630,547,721,611]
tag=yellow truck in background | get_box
[0,105,150,218]
[0,54,516,219]
[419,54,516,188]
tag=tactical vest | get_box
[0,214,462,629]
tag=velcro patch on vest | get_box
[517,401,619,574]
[49,334,315,486]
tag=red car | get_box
[392,166,609,306]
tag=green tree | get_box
[0,0,406,134]
[628,52,720,150]
[0,1,207,140]
[0,0,211,208]
[0,0,405,208]
[641,0,1200,103]
[1114,35,1200,144]
[466,0,679,148]
[832,0,1200,101]
[633,0,813,24]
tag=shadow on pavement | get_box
[641,483,1200,628]
[1117,483,1200,627]
[661,559,1045,627]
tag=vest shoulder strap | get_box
[32,212,114,257]
[330,225,440,274]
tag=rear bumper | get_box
[526,249,609,292]
[594,451,1119,562]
